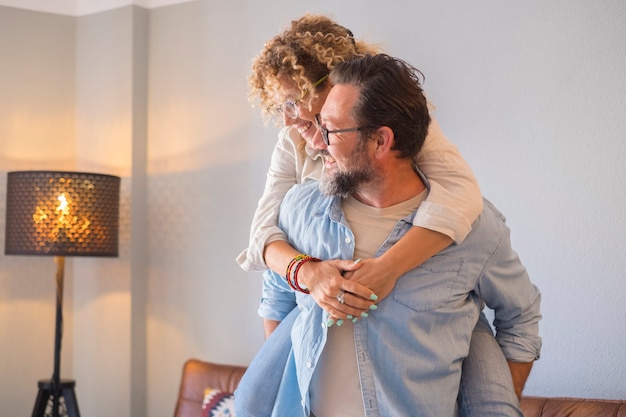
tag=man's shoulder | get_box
[279,181,336,237]
[280,180,325,217]
[476,198,507,229]
[458,198,510,249]
[284,179,322,201]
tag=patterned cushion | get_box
[202,387,235,417]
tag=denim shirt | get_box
[257,180,542,417]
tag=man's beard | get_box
[319,146,376,197]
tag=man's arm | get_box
[508,360,533,399]
[474,201,542,397]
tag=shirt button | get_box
[321,322,327,329]
[345,236,352,244]
[306,362,313,368]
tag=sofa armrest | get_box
[173,358,247,417]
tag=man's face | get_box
[318,84,376,197]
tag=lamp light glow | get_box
[5,171,119,257]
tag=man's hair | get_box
[330,54,431,159]
[249,14,380,121]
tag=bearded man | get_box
[237,54,542,417]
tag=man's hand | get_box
[507,360,533,400]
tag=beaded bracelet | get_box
[285,254,320,294]
[286,254,313,293]
[285,254,308,287]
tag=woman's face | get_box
[273,77,331,150]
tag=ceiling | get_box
[0,0,192,16]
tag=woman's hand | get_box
[342,257,399,303]
[298,259,377,323]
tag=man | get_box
[238,54,541,417]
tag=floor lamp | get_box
[4,171,120,417]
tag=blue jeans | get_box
[458,312,522,417]
[234,307,299,417]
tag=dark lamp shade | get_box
[4,171,120,257]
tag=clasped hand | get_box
[297,257,398,326]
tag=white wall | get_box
[73,6,139,416]
[0,4,142,417]
[0,6,79,417]
[1,1,625,416]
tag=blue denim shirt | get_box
[256,180,541,417]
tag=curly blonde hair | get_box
[249,14,381,120]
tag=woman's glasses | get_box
[270,75,329,120]
[275,100,300,119]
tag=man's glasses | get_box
[271,75,329,120]
[315,114,376,146]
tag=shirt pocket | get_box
[392,254,464,312]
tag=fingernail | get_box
[346,315,353,320]
[369,304,378,310]
[352,317,358,323]
[361,312,368,318]
[327,319,335,327]
[353,258,362,264]
[370,294,378,301]
[336,319,344,327]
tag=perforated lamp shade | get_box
[5,171,120,257]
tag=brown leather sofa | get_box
[174,358,626,417]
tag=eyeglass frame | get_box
[314,114,377,146]
[271,75,329,119]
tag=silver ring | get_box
[336,290,346,304]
